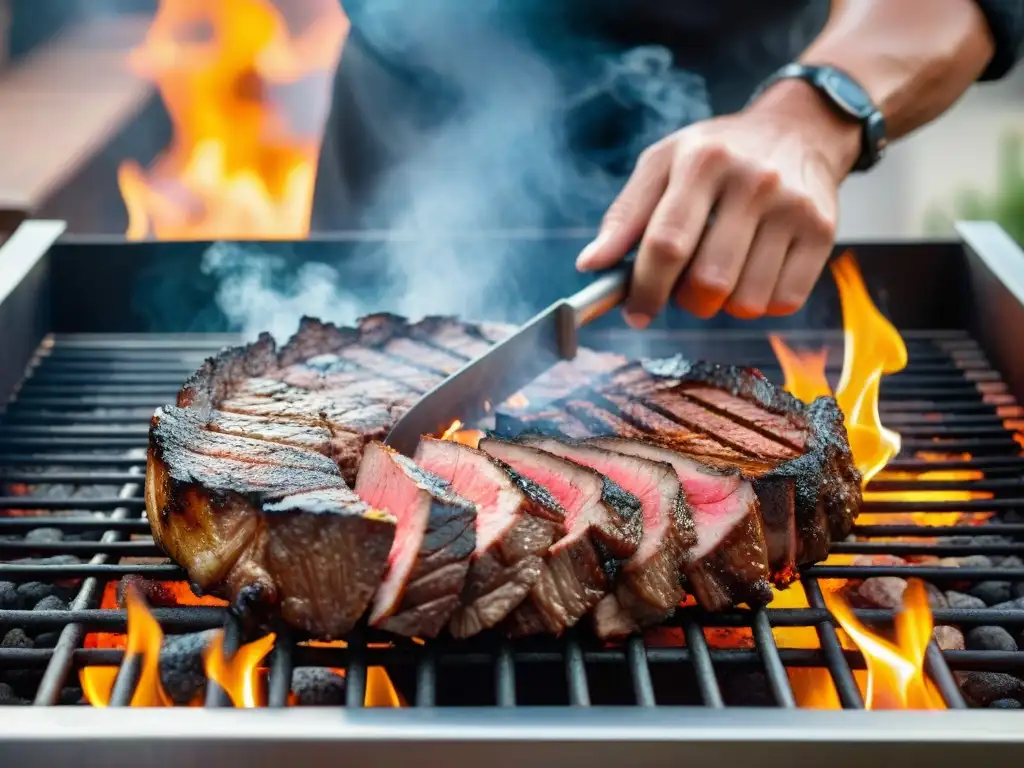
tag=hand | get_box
[575,80,863,328]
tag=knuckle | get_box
[602,200,633,229]
[636,141,668,169]
[748,167,782,198]
[684,141,731,174]
[644,231,689,266]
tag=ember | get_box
[118,0,348,239]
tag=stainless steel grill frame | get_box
[0,220,1023,766]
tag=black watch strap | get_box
[749,63,887,173]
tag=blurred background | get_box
[0,0,1020,242]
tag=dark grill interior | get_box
[1,328,1023,710]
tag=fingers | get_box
[576,144,671,272]
[625,146,728,328]
[673,171,776,319]
[766,236,833,316]
[722,220,792,319]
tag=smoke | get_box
[203,4,714,341]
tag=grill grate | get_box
[1,331,1023,710]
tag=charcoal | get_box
[932,625,965,651]
[0,682,27,706]
[966,626,1018,653]
[16,582,53,605]
[58,686,84,705]
[159,630,216,706]
[33,595,67,613]
[12,554,80,566]
[959,671,1024,707]
[969,581,1012,606]
[291,667,346,705]
[0,582,21,610]
[1,669,42,699]
[945,590,987,610]
[33,631,60,649]
[990,698,1023,709]
[1,629,33,649]
[24,527,63,543]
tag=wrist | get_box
[745,78,863,181]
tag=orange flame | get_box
[441,419,484,448]
[825,580,945,709]
[119,0,348,240]
[767,337,832,403]
[203,631,277,708]
[80,588,173,707]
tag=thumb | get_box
[576,153,669,272]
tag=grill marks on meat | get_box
[478,437,644,636]
[414,438,566,638]
[354,442,476,638]
[493,354,861,612]
[146,406,396,639]
[515,436,695,639]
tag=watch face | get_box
[822,70,871,118]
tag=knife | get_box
[384,259,634,456]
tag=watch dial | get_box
[825,71,870,117]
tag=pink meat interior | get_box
[415,440,515,555]
[687,483,758,559]
[491,455,599,535]
[354,444,426,622]
[537,443,670,568]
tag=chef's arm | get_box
[789,0,1022,153]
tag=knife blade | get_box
[384,260,633,456]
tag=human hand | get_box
[575,80,863,328]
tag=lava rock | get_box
[990,698,1023,709]
[117,575,181,609]
[969,581,1012,606]
[24,527,63,544]
[998,556,1024,570]
[16,582,52,606]
[1011,583,1024,600]
[959,671,1024,707]
[0,682,27,706]
[159,630,217,706]
[992,596,1024,611]
[933,625,965,651]
[850,577,907,609]
[966,626,1018,653]
[291,668,347,706]
[1,629,33,650]
[32,631,60,649]
[850,554,908,567]
[33,595,67,613]
[0,582,21,610]
[924,582,948,609]
[12,554,81,566]
[955,555,995,569]
[945,590,987,610]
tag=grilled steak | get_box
[354,442,476,638]
[413,437,566,638]
[146,405,396,638]
[586,437,770,611]
[478,436,644,636]
[495,355,860,602]
[514,436,694,639]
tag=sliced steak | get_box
[515,436,694,639]
[586,437,771,611]
[146,406,396,639]
[354,442,476,638]
[478,437,643,636]
[413,437,565,638]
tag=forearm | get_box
[799,0,996,139]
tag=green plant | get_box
[924,130,1024,245]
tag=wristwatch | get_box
[749,63,887,173]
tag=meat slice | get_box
[413,437,565,638]
[515,436,695,639]
[586,437,771,611]
[145,406,396,639]
[354,442,476,638]
[478,437,643,636]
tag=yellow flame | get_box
[203,631,276,708]
[767,337,832,403]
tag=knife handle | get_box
[567,255,635,327]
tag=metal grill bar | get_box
[3,332,1023,719]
